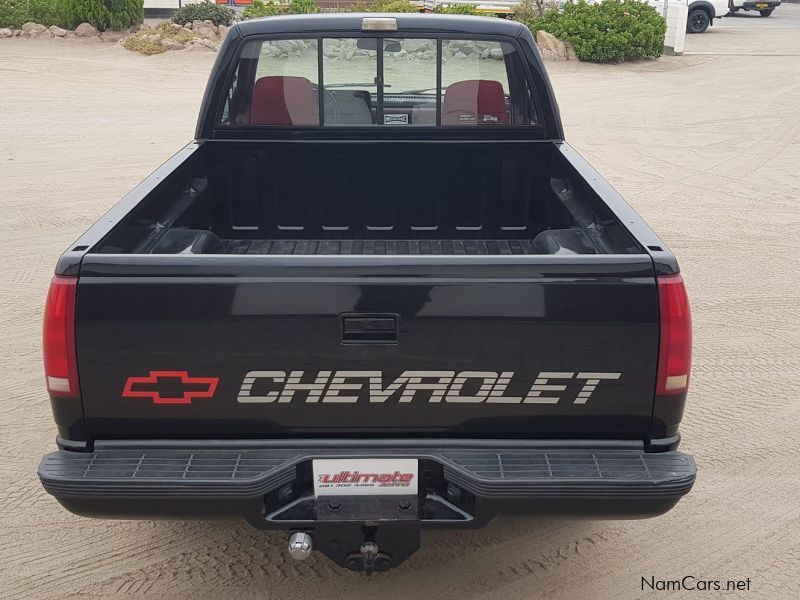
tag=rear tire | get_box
[687,8,711,33]
[759,8,773,16]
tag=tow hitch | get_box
[287,496,421,572]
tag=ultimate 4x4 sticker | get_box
[237,370,621,405]
[122,371,219,405]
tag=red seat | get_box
[442,80,507,126]
[251,76,318,126]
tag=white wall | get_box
[649,0,688,54]
[143,0,205,9]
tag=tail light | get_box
[43,275,80,397]
[656,274,692,395]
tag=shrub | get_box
[123,21,204,54]
[29,0,62,25]
[58,0,144,31]
[527,0,666,62]
[435,3,480,15]
[347,0,418,12]
[0,0,30,27]
[1,0,66,28]
[512,0,558,22]
[173,0,235,26]
[242,0,282,19]
[287,0,316,13]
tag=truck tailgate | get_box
[75,255,658,439]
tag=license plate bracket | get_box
[315,495,421,571]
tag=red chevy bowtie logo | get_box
[122,371,219,405]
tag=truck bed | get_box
[95,140,641,257]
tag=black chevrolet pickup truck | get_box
[39,14,696,572]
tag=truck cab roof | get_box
[234,13,529,38]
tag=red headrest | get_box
[251,76,318,126]
[442,80,507,126]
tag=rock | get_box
[186,40,210,51]
[160,38,184,50]
[192,20,205,30]
[202,19,218,33]
[564,41,577,61]
[170,23,183,31]
[181,27,193,36]
[535,30,556,53]
[535,30,576,61]
[195,26,216,39]
[489,47,503,60]
[0,28,12,38]
[74,22,99,38]
[101,30,126,42]
[22,22,48,35]
[49,25,68,37]
[199,37,218,50]
[218,25,229,39]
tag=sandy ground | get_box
[1,9,799,599]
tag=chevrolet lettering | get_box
[237,370,622,404]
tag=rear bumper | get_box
[740,1,780,7]
[39,440,696,528]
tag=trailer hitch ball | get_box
[288,532,314,561]
[361,541,379,565]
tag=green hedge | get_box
[241,0,320,20]
[528,0,666,62]
[242,0,282,19]
[0,0,29,27]
[346,0,418,12]
[57,0,143,30]
[173,0,235,26]
[1,0,66,27]
[435,4,480,15]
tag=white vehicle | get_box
[686,0,730,32]
[729,0,781,17]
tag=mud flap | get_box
[314,495,421,572]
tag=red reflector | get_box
[43,275,80,397]
[656,274,692,395]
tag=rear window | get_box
[220,36,538,128]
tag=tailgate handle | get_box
[341,314,398,344]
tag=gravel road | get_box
[1,10,799,599]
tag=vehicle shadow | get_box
[726,11,772,18]
[87,515,601,598]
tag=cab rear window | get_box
[220,36,539,127]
